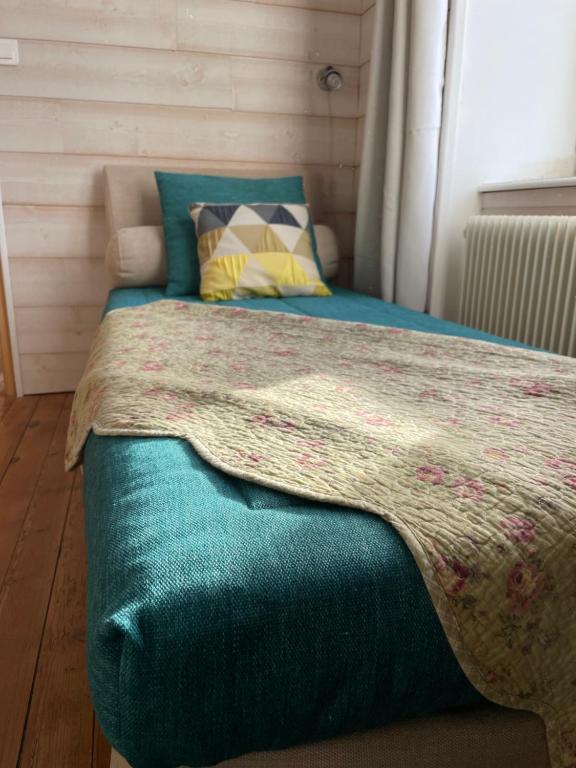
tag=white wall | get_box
[429,0,576,321]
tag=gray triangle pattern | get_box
[197,208,227,237]
[251,204,281,223]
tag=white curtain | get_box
[354,0,449,311]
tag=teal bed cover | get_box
[85,286,525,768]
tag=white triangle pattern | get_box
[213,227,252,257]
[269,224,303,252]
[237,258,272,288]
[293,253,318,278]
[228,205,264,226]
[283,204,309,229]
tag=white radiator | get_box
[460,215,576,356]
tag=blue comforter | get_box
[85,287,523,768]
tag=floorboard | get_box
[0,394,111,768]
[0,390,15,423]
[0,395,72,767]
[0,394,65,590]
[0,395,39,482]
[18,471,93,768]
[92,718,112,768]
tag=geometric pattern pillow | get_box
[189,203,331,302]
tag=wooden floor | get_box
[0,390,111,768]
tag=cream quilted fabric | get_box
[67,301,576,768]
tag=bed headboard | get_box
[103,165,325,237]
[102,164,339,287]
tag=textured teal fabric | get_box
[87,287,526,768]
[154,173,322,297]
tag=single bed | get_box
[84,166,550,768]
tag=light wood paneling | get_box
[482,205,576,216]
[176,0,360,65]
[9,258,109,308]
[356,115,366,165]
[1,40,233,111]
[0,98,357,166]
[1,0,177,50]
[356,0,372,187]
[3,0,361,64]
[360,4,374,64]
[323,211,356,259]
[4,206,107,259]
[0,153,357,211]
[0,0,364,393]
[359,61,370,117]
[214,56,358,117]
[20,353,89,394]
[335,255,354,288]
[4,201,357,260]
[481,185,576,213]
[15,306,101,354]
[361,0,376,12]
[0,41,359,118]
[245,0,363,12]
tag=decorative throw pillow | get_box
[155,172,323,297]
[189,203,331,301]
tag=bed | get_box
[83,166,550,768]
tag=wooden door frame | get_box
[0,184,22,396]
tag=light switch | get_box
[0,39,19,66]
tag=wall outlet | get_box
[0,39,19,66]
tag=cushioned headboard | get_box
[103,165,325,237]
[102,165,339,287]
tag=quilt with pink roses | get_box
[66,300,576,768]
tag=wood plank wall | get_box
[0,0,372,394]
[358,0,375,167]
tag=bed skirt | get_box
[110,704,550,768]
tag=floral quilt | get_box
[67,300,576,768]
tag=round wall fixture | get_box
[317,65,344,92]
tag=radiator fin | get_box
[461,216,576,356]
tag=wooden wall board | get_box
[481,186,576,213]
[0,154,357,211]
[4,206,107,260]
[359,62,370,117]
[20,353,90,394]
[2,0,361,65]
[15,306,102,355]
[0,41,359,118]
[230,0,363,13]
[0,0,365,393]
[360,4,375,64]
[9,257,109,308]
[176,0,361,66]
[0,98,357,167]
[1,0,178,51]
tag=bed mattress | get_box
[85,286,525,768]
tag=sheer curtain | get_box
[354,0,449,311]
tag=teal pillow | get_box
[155,172,322,297]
